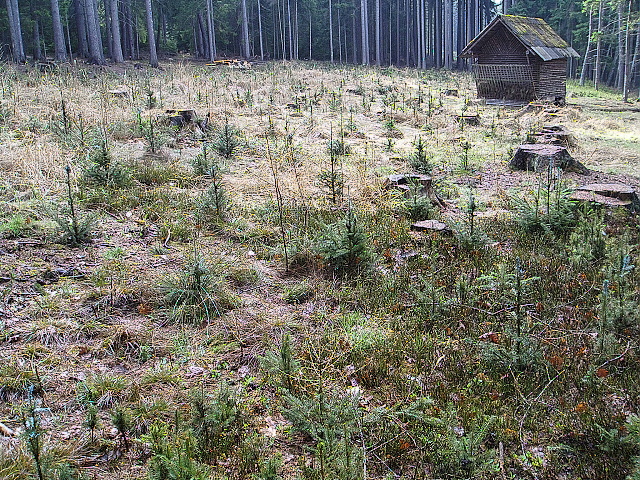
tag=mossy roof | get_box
[461,14,580,61]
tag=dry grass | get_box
[0,60,639,479]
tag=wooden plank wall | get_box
[536,59,567,100]
[476,24,530,65]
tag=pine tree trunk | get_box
[145,0,158,67]
[361,0,369,64]
[206,0,216,61]
[580,6,593,86]
[104,0,113,59]
[352,14,357,64]
[74,0,89,57]
[85,0,105,64]
[286,0,293,59]
[126,0,136,59]
[617,2,624,89]
[110,0,124,62]
[622,0,631,101]
[337,8,342,63]
[434,0,441,68]
[375,0,380,65]
[405,0,410,66]
[395,0,400,64]
[631,22,640,92]
[257,0,264,60]
[416,0,421,68]
[241,0,250,58]
[6,0,26,62]
[444,0,452,69]
[51,0,67,60]
[33,14,42,60]
[329,0,334,62]
[594,0,603,90]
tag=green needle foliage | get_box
[161,252,224,324]
[317,208,371,276]
[511,168,578,236]
[259,333,300,391]
[22,401,45,480]
[189,383,245,464]
[145,422,210,480]
[404,178,433,221]
[212,121,240,159]
[82,143,129,188]
[194,147,229,223]
[408,136,432,174]
[111,406,131,451]
[84,403,99,443]
[49,165,95,247]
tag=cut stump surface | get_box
[510,144,588,174]
[570,183,640,210]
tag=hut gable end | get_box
[476,23,529,65]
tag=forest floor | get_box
[1,60,640,480]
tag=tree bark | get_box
[257,0,264,60]
[580,5,593,86]
[104,0,113,59]
[617,1,624,89]
[286,0,293,59]
[109,0,124,62]
[622,0,631,101]
[206,0,216,61]
[444,0,453,69]
[145,0,158,67]
[375,0,380,65]
[361,0,369,64]
[84,0,105,64]
[594,0,603,90]
[631,22,640,92]
[6,0,26,62]
[241,0,251,58]
[51,0,67,60]
[329,0,334,62]
[33,14,42,60]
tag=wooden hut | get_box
[460,15,579,104]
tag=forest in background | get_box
[1,0,640,92]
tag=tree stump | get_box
[108,88,129,98]
[384,174,446,208]
[411,220,450,232]
[527,125,576,147]
[165,109,197,128]
[456,114,480,126]
[510,144,588,174]
[570,183,640,210]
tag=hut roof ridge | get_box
[461,14,580,61]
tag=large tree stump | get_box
[510,144,588,174]
[384,174,446,208]
[570,183,640,210]
[165,108,197,128]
